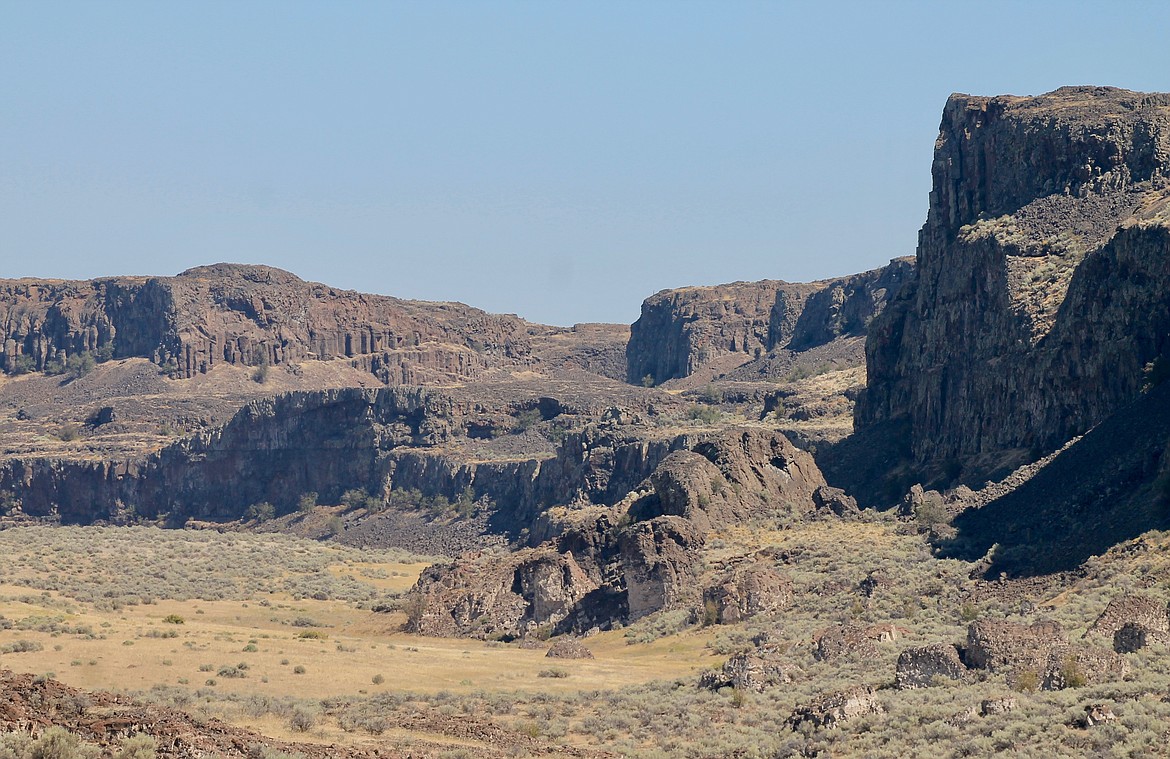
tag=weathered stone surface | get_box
[1114,622,1170,653]
[1042,646,1129,690]
[980,697,1017,716]
[626,260,912,386]
[811,484,859,518]
[627,280,807,385]
[700,647,792,692]
[631,427,828,530]
[619,516,704,621]
[814,625,878,663]
[785,259,914,351]
[1084,704,1118,727]
[964,619,1062,673]
[1088,594,1170,639]
[701,561,793,624]
[786,686,883,731]
[545,638,594,659]
[0,264,533,381]
[858,87,1170,472]
[895,643,966,689]
[404,548,598,639]
[964,618,1128,690]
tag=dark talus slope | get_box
[940,380,1170,577]
[856,87,1170,480]
[625,259,912,387]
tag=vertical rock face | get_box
[0,264,530,381]
[626,280,794,384]
[619,516,704,621]
[857,87,1170,467]
[625,261,912,386]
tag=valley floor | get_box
[2,522,1170,757]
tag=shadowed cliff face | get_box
[0,385,692,532]
[856,87,1170,475]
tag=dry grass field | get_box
[5,522,1170,757]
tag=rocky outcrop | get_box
[626,280,797,385]
[785,260,913,351]
[701,561,792,624]
[1113,622,1170,653]
[545,638,594,659]
[626,260,912,386]
[895,643,966,689]
[404,548,599,639]
[402,426,839,636]
[857,87,1170,474]
[1086,594,1170,639]
[0,264,531,381]
[964,618,1127,690]
[700,646,792,692]
[786,686,883,731]
[619,516,704,621]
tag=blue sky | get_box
[3,1,1169,325]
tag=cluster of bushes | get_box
[4,344,115,379]
[0,728,155,759]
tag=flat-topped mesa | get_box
[626,260,912,386]
[0,263,531,381]
[857,86,1170,469]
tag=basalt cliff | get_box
[856,86,1170,479]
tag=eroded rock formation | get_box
[857,87,1170,474]
[0,264,532,381]
[626,260,912,386]
[402,427,835,636]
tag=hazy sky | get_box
[3,2,1169,326]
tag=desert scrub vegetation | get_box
[0,526,440,608]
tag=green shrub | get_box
[297,492,318,513]
[162,614,185,625]
[245,502,275,522]
[114,735,156,759]
[5,354,36,376]
[65,352,96,380]
[28,727,99,759]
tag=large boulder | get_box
[964,618,1127,690]
[702,561,793,624]
[404,548,598,639]
[787,686,883,731]
[895,643,966,689]
[700,646,792,692]
[1088,594,1170,639]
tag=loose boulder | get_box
[895,643,966,689]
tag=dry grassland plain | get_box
[5,523,1170,756]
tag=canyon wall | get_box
[856,87,1170,469]
[0,386,693,531]
[626,261,912,386]
[0,264,531,381]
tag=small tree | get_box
[297,492,318,513]
[65,352,96,379]
[245,502,275,522]
[341,489,369,510]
